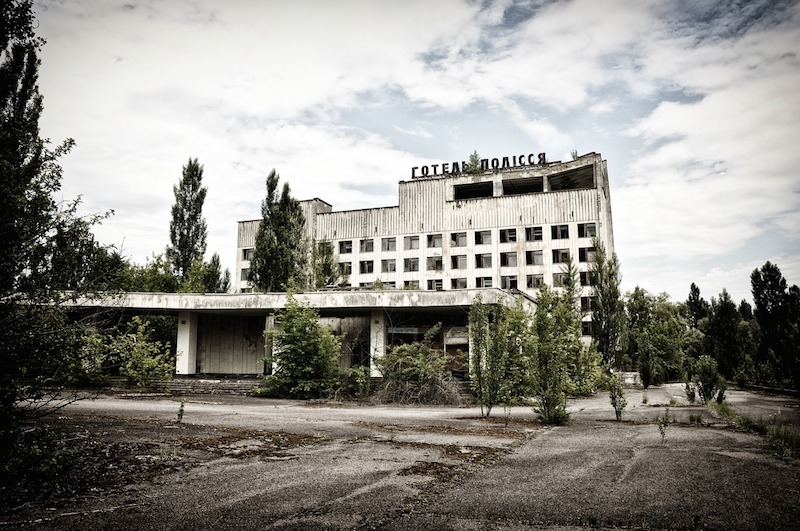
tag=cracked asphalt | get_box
[9,384,800,530]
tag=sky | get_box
[33,0,800,304]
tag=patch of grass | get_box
[769,425,800,456]
[709,400,735,419]
[689,413,702,424]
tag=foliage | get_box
[113,317,174,388]
[180,253,230,293]
[530,286,572,424]
[264,294,340,398]
[250,169,306,292]
[685,381,696,403]
[167,157,207,281]
[694,355,722,403]
[469,297,533,417]
[657,407,670,445]
[309,239,340,288]
[121,253,180,292]
[589,237,625,368]
[608,372,627,421]
[333,365,371,400]
[0,1,115,456]
[465,150,482,174]
[375,324,464,405]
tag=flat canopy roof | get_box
[67,288,532,315]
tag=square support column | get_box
[264,314,276,375]
[176,311,198,375]
[369,310,387,377]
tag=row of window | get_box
[341,247,595,275]
[336,223,597,254]
[355,275,599,292]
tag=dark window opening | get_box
[502,176,544,195]
[548,166,594,191]
[454,181,493,200]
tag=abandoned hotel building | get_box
[96,152,615,377]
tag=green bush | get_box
[264,294,341,399]
[609,372,627,421]
[695,355,722,403]
[375,324,463,405]
[116,317,173,388]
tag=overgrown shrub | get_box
[695,355,722,403]
[685,381,697,403]
[609,372,627,421]
[115,317,173,388]
[333,365,371,400]
[374,324,464,405]
[263,294,341,399]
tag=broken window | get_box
[476,277,493,288]
[451,255,467,269]
[360,239,374,253]
[580,271,595,286]
[427,279,443,290]
[502,176,543,195]
[450,232,467,247]
[527,274,544,288]
[454,181,493,200]
[548,166,594,191]
[582,321,593,336]
[382,237,396,251]
[551,225,569,239]
[499,228,517,243]
[526,250,544,266]
[339,262,352,275]
[501,275,518,289]
[525,226,543,241]
[475,230,491,245]
[475,253,492,268]
[404,258,419,272]
[427,256,443,271]
[404,235,419,250]
[404,280,419,289]
[381,259,396,273]
[578,223,596,238]
[242,248,254,261]
[581,296,596,312]
[552,249,570,264]
[451,278,467,289]
[579,247,596,263]
[500,252,517,267]
[359,261,374,274]
[427,234,443,248]
[384,281,396,289]
[553,272,569,287]
[240,268,250,282]
[339,240,353,254]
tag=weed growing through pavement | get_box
[177,398,186,423]
[689,413,702,425]
[657,407,670,445]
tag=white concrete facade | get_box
[236,152,614,336]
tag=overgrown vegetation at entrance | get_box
[375,324,465,405]
[258,294,341,399]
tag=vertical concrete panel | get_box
[176,311,197,375]
[369,310,387,377]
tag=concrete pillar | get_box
[264,315,276,375]
[369,310,387,377]
[176,311,198,375]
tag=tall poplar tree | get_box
[167,157,207,280]
[589,237,625,368]
[250,169,306,292]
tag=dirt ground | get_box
[2,384,799,530]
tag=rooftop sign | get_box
[411,152,547,179]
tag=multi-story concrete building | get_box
[236,151,614,338]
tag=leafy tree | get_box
[0,1,114,464]
[531,285,573,424]
[122,253,180,292]
[469,297,533,417]
[167,157,207,280]
[705,289,740,380]
[639,294,686,386]
[250,169,306,292]
[589,237,625,368]
[686,282,709,329]
[309,239,339,289]
[263,294,340,398]
[180,253,230,293]
[694,355,722,403]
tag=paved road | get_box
[21,386,800,530]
